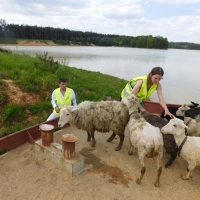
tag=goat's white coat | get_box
[161,118,200,180]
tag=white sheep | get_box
[185,107,200,136]
[58,99,133,151]
[122,94,163,187]
[161,118,200,180]
[176,104,197,136]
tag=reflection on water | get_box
[3,46,200,104]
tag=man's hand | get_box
[55,106,60,113]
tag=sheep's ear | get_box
[70,107,78,113]
[182,123,188,129]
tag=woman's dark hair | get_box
[149,67,164,76]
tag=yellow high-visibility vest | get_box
[121,75,158,102]
[53,87,73,116]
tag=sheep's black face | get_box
[185,107,200,119]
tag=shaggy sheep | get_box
[141,112,177,168]
[122,94,163,187]
[176,104,197,136]
[161,118,200,180]
[57,99,133,151]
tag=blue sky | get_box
[1,0,200,43]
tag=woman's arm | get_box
[157,83,174,118]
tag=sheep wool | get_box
[58,98,134,151]
[122,94,163,187]
[161,117,200,180]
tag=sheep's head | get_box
[176,104,190,117]
[58,106,79,128]
[185,107,200,119]
[122,94,140,112]
[161,118,188,137]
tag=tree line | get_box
[169,42,200,50]
[0,18,168,49]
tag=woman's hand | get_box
[140,107,147,113]
[165,110,174,119]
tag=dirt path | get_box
[0,126,200,200]
[3,80,41,104]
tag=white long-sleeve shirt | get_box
[51,88,77,109]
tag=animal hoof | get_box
[128,151,133,155]
[136,178,141,184]
[115,146,121,151]
[107,138,112,142]
[154,182,159,187]
[90,143,96,147]
[180,175,191,180]
[165,164,169,168]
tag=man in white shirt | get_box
[46,78,77,121]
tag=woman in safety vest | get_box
[47,77,77,121]
[121,67,174,118]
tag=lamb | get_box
[161,118,200,180]
[122,94,163,187]
[176,104,197,136]
[57,99,133,151]
[141,112,177,168]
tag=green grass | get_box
[0,48,128,137]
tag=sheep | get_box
[141,112,177,168]
[122,94,163,187]
[185,107,200,136]
[57,99,133,151]
[160,101,199,122]
[176,104,197,136]
[160,106,184,122]
[185,107,200,119]
[161,118,200,180]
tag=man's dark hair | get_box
[59,78,67,83]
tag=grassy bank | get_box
[0,47,128,137]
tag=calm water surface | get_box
[3,45,200,105]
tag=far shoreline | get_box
[0,39,96,47]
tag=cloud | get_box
[157,0,200,4]
[1,0,200,43]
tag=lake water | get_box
[2,45,200,105]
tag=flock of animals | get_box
[57,94,200,187]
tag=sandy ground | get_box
[0,40,57,46]
[1,125,200,200]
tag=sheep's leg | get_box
[154,149,163,187]
[107,132,116,142]
[165,151,177,168]
[115,133,125,151]
[128,141,134,155]
[136,166,146,184]
[90,131,96,147]
[181,166,194,180]
[136,151,146,184]
[86,131,91,142]
[154,166,162,187]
